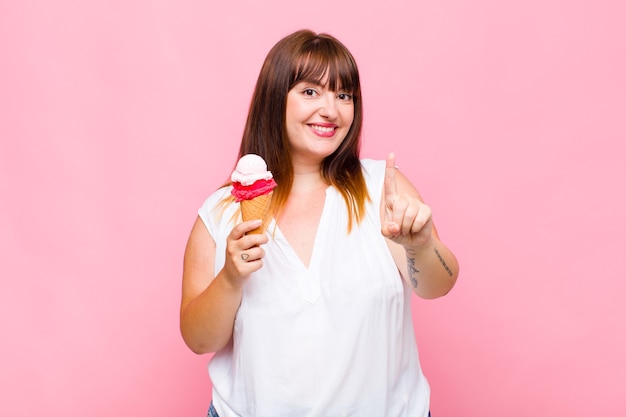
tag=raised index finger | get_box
[384,152,397,209]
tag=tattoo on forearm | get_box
[406,250,419,288]
[434,247,454,277]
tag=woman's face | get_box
[285,80,354,164]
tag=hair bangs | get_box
[291,40,359,95]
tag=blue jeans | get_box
[208,403,219,417]
[208,403,430,416]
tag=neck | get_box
[291,171,327,192]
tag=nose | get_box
[318,92,338,119]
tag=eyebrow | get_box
[297,79,325,87]
[296,79,351,93]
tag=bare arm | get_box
[180,216,267,354]
[380,154,459,299]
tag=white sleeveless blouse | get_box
[198,159,430,417]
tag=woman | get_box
[180,29,458,417]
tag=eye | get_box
[337,92,353,102]
[303,88,318,97]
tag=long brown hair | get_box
[233,29,368,230]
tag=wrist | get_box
[405,236,436,255]
[218,271,246,293]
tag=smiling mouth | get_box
[310,124,336,133]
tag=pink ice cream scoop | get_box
[230,154,277,202]
[230,154,277,234]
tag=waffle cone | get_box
[240,192,273,234]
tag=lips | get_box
[309,123,338,137]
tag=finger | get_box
[411,204,432,234]
[384,153,397,211]
[389,194,409,233]
[400,200,420,236]
[227,220,267,267]
[231,219,263,240]
[240,246,266,263]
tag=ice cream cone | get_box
[241,192,273,234]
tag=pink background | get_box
[1,0,625,415]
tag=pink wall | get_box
[1,0,624,415]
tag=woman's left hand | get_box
[381,153,434,250]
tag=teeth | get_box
[311,125,334,133]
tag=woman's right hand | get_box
[222,219,269,288]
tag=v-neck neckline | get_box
[271,186,332,272]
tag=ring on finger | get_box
[241,253,250,261]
